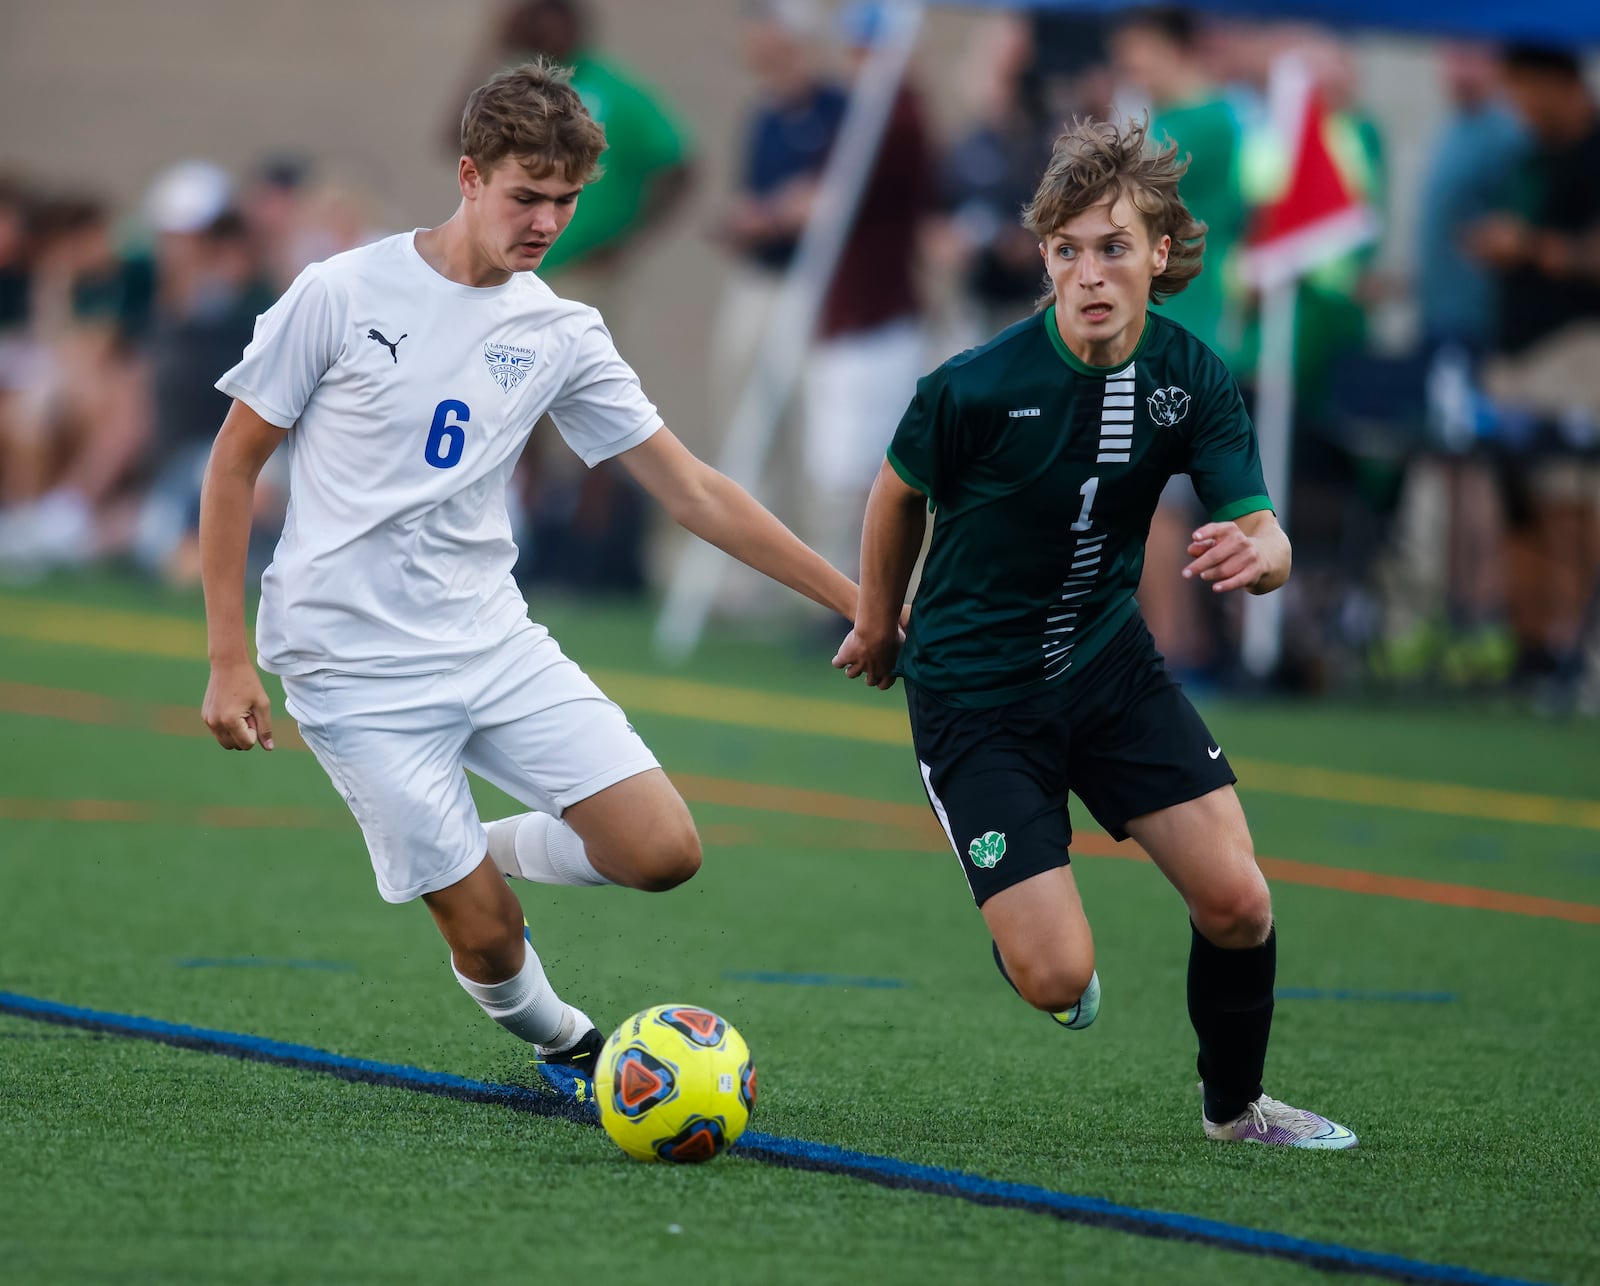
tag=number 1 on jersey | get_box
[424,399,471,469]
[1070,476,1099,531]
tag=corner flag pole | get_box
[653,0,927,662]
[1238,53,1378,679]
[1240,278,1296,677]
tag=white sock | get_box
[485,811,609,887]
[452,944,579,1050]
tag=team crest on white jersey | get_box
[1147,386,1190,427]
[484,342,536,392]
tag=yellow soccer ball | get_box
[594,1004,756,1163]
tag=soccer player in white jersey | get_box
[199,62,860,1074]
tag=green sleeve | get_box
[622,77,692,172]
[542,61,692,272]
[886,368,956,509]
[1185,354,1272,522]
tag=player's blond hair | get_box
[459,59,607,182]
[1022,117,1205,306]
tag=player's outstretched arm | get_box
[1182,508,1291,595]
[199,400,286,752]
[834,461,926,690]
[617,428,857,618]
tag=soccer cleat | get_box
[1048,968,1100,1030]
[991,940,1100,1030]
[1201,1088,1358,1149]
[533,1021,606,1113]
[538,1024,605,1077]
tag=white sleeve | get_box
[215,268,342,428]
[547,314,664,467]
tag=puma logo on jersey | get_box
[367,328,407,363]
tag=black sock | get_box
[1188,920,1276,1124]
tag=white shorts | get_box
[802,317,925,493]
[282,620,660,903]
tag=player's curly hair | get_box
[460,59,607,182]
[1021,117,1206,306]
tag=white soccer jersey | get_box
[216,231,662,676]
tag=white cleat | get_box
[1202,1089,1358,1149]
[1048,969,1100,1030]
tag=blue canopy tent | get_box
[946,0,1600,46]
[655,0,1597,663]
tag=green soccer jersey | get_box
[886,308,1271,707]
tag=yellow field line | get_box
[0,597,206,658]
[4,680,1600,925]
[1232,759,1600,831]
[2,594,1597,832]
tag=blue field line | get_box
[0,989,588,1124]
[722,969,910,989]
[177,957,355,972]
[1276,988,1458,1003]
[0,990,1544,1286]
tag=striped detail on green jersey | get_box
[1042,532,1106,681]
[1096,362,1135,463]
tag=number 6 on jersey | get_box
[425,399,471,469]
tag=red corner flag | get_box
[1242,58,1377,290]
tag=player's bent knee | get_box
[634,825,702,893]
[1008,955,1096,1015]
[1193,884,1273,948]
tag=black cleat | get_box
[540,1025,605,1078]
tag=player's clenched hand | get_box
[1182,521,1264,593]
[833,624,903,691]
[202,661,276,751]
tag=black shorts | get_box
[906,614,1237,906]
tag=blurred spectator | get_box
[1468,44,1600,691]
[0,179,43,508]
[708,0,845,614]
[712,0,845,420]
[1112,6,1250,681]
[0,159,293,583]
[1418,49,1527,361]
[240,153,313,291]
[0,189,158,571]
[932,14,1054,345]
[1113,7,1248,369]
[1474,46,1600,366]
[796,0,936,584]
[1372,46,1525,686]
[287,178,389,276]
[1200,18,1276,129]
[493,0,694,280]
[1027,10,1116,130]
[134,209,280,583]
[451,0,695,594]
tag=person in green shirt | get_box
[833,118,1356,1149]
[444,0,696,593]
[454,0,695,275]
[1111,6,1248,369]
[1111,7,1251,681]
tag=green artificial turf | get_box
[1,576,1597,1285]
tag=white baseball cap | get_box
[143,160,234,234]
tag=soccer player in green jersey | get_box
[834,119,1356,1148]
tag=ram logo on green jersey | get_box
[1147,386,1190,426]
[968,831,1007,868]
